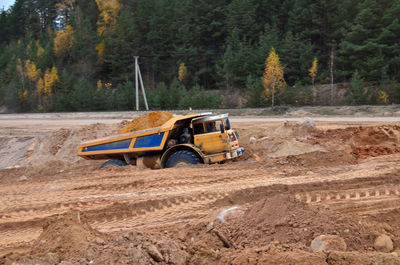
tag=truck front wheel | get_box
[165,150,201,168]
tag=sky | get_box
[0,0,14,10]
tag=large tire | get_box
[99,159,127,169]
[165,150,201,168]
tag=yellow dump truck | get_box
[78,113,244,168]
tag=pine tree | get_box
[55,69,75,111]
[346,71,367,105]
[71,77,95,110]
[245,75,266,107]
[338,0,400,80]
[103,9,139,81]
[279,31,314,85]
[225,0,259,40]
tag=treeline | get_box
[1,0,400,112]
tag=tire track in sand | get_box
[0,159,399,252]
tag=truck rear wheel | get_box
[165,150,200,168]
[100,159,127,169]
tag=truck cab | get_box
[191,114,244,163]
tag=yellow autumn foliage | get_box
[51,66,60,83]
[44,70,51,94]
[178,63,187,82]
[309,58,318,79]
[18,90,29,100]
[263,48,286,97]
[23,90,29,99]
[37,78,44,94]
[95,0,121,36]
[43,66,60,95]
[378,90,389,104]
[25,60,40,81]
[26,42,32,55]
[96,41,105,61]
[309,57,318,87]
[54,25,74,58]
[37,47,45,58]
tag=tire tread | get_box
[165,150,200,168]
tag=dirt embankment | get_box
[240,122,400,168]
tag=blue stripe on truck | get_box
[83,139,132,152]
[134,133,164,148]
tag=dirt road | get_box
[1,114,400,264]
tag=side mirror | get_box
[225,119,231,130]
[220,123,225,133]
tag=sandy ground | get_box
[1,113,400,264]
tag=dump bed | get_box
[78,113,210,160]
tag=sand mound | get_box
[0,137,34,169]
[49,128,71,155]
[244,122,325,159]
[244,123,400,164]
[311,125,400,159]
[0,123,117,170]
[219,195,367,250]
[5,211,190,265]
[273,122,318,138]
[92,231,190,265]
[118,111,173,134]
[186,195,374,254]
[267,139,326,158]
[31,211,101,260]
[178,194,394,264]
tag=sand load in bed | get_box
[118,111,173,134]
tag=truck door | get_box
[193,120,228,154]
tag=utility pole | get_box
[134,56,149,111]
[330,42,336,106]
[134,56,139,110]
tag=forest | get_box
[0,0,400,112]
